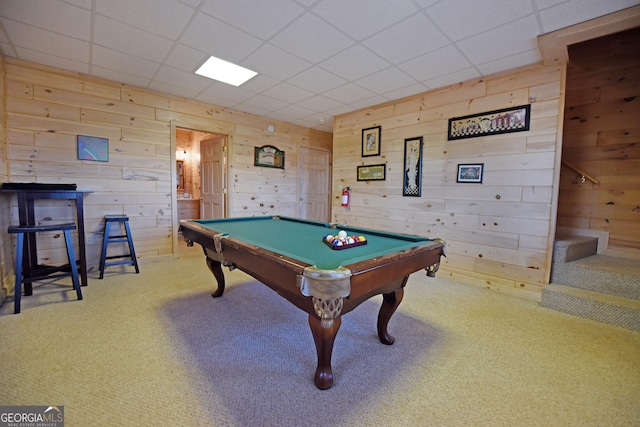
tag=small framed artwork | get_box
[457,163,484,183]
[403,137,423,197]
[362,126,381,157]
[357,164,386,181]
[77,135,109,162]
[254,145,285,169]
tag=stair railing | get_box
[561,160,599,184]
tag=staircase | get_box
[541,236,640,332]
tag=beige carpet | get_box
[1,246,639,427]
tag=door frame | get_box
[171,121,229,256]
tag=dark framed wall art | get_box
[361,126,381,157]
[457,163,484,183]
[448,104,531,140]
[403,137,423,197]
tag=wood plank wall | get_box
[558,27,640,257]
[0,58,11,299]
[333,62,565,299]
[1,58,331,288]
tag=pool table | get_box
[179,216,445,389]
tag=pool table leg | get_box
[377,287,405,345]
[308,314,342,390]
[205,257,226,298]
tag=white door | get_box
[298,147,330,221]
[200,136,225,219]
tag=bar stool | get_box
[8,223,82,314]
[99,215,140,278]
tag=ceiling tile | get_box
[356,67,419,94]
[199,82,257,104]
[163,44,209,72]
[241,44,311,80]
[262,82,315,104]
[323,83,375,104]
[312,0,419,40]
[426,0,533,41]
[96,0,195,39]
[287,67,347,94]
[0,0,91,40]
[382,82,429,101]
[200,0,304,39]
[237,94,289,112]
[15,46,89,74]
[92,45,159,78]
[2,19,89,62]
[476,49,541,75]
[538,0,640,32]
[319,45,390,81]
[270,13,354,63]
[180,13,262,63]
[92,65,152,88]
[423,68,480,91]
[94,15,173,62]
[296,95,344,112]
[457,16,540,64]
[399,45,471,82]
[363,14,450,64]
[154,66,212,93]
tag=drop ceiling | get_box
[0,0,637,133]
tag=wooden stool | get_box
[99,215,140,278]
[8,223,82,314]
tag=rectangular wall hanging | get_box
[77,135,109,162]
[357,164,386,181]
[361,125,381,157]
[457,163,484,183]
[403,137,423,197]
[254,145,285,169]
[448,104,531,140]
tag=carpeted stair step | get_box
[541,284,640,332]
[550,255,640,301]
[552,236,598,263]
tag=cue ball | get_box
[338,230,347,240]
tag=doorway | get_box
[174,127,227,252]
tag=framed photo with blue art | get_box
[403,137,423,196]
[457,163,484,183]
[77,135,109,162]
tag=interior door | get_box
[200,136,225,219]
[298,147,330,221]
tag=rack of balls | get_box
[323,229,367,250]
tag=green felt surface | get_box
[190,216,431,270]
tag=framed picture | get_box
[357,164,386,181]
[362,126,381,157]
[77,135,109,162]
[403,137,423,197]
[254,145,285,169]
[457,163,484,183]
[448,104,531,140]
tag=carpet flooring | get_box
[1,246,639,426]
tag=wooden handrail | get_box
[561,160,599,184]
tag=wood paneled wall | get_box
[333,63,565,299]
[558,27,640,257]
[0,58,11,300]
[1,58,331,288]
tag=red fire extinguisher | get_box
[341,187,350,207]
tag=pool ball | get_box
[358,236,366,242]
[338,230,347,240]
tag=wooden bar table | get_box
[1,183,92,294]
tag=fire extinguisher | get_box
[341,187,350,207]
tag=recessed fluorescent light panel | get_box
[195,56,257,86]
